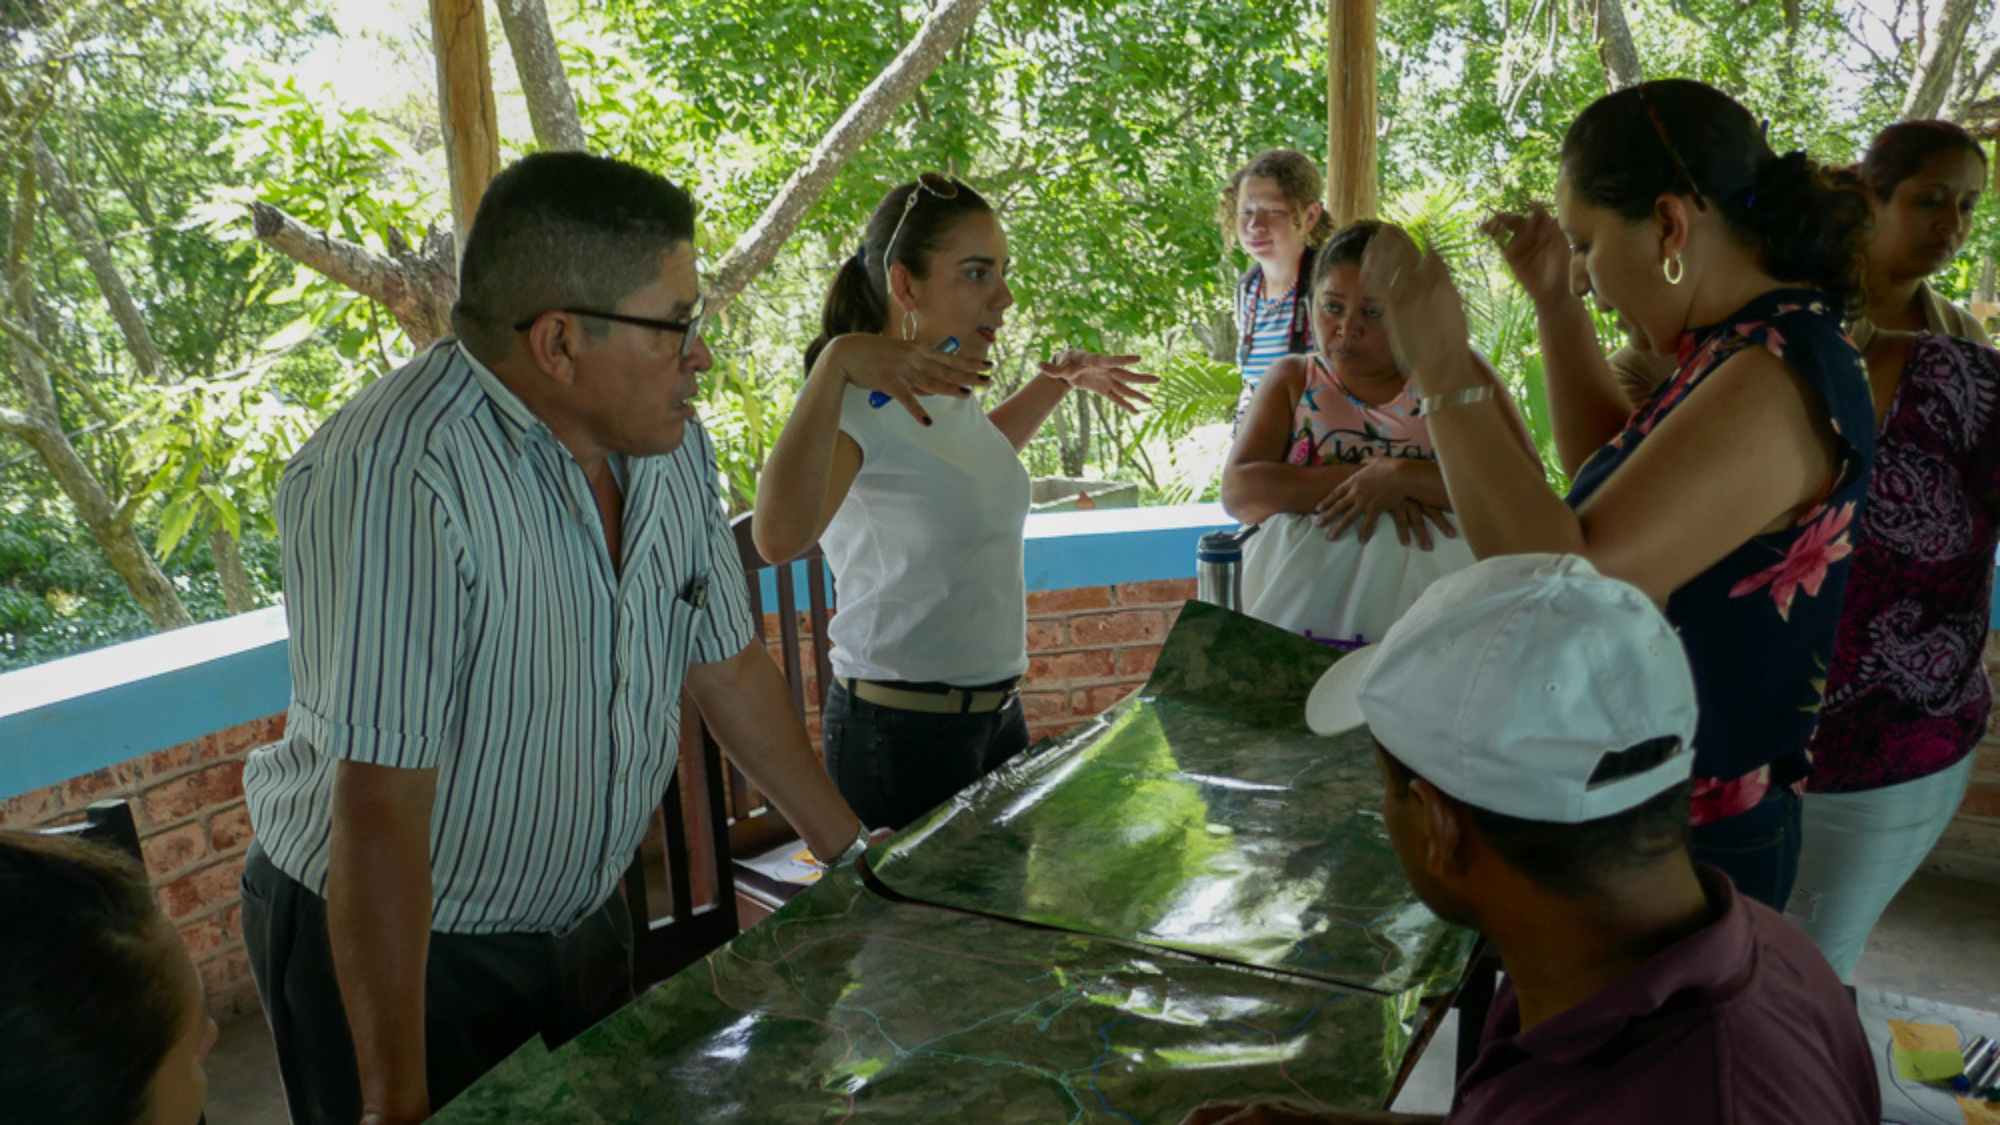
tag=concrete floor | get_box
[202,868,2000,1124]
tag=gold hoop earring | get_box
[901,308,917,341]
[1662,254,1684,286]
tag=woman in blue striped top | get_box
[1219,150,1336,430]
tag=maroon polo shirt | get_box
[1451,867,1879,1125]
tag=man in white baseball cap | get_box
[1181,554,1876,1125]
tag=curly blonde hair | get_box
[1217,149,1337,250]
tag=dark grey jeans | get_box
[240,843,633,1124]
[822,680,1030,831]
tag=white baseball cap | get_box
[1306,554,1698,823]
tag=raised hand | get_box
[1481,205,1572,308]
[1357,227,1474,397]
[1039,351,1158,414]
[818,334,993,426]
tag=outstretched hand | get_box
[1357,227,1473,396]
[1040,351,1158,414]
[1481,205,1571,308]
[820,334,993,427]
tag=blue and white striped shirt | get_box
[244,340,753,935]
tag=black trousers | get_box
[240,844,634,1124]
[822,680,1030,831]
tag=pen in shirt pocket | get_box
[870,335,960,409]
[680,574,710,609]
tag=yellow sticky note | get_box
[1892,1020,1963,1053]
[1959,1095,2000,1125]
[1890,1020,1966,1083]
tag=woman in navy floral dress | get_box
[1361,80,1875,908]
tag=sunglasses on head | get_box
[1634,84,1707,208]
[884,172,961,267]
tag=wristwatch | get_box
[820,825,873,868]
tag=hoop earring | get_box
[902,308,917,341]
[1662,253,1684,286]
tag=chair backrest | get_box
[41,799,144,866]
[625,513,836,986]
[722,512,835,831]
[624,713,740,989]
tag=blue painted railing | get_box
[0,504,1233,801]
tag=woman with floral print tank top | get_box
[1358,80,1875,909]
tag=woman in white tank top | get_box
[753,175,1156,829]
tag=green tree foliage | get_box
[5,0,1997,666]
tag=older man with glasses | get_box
[240,151,871,1125]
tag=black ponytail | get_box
[805,250,886,372]
[803,177,994,374]
[1562,79,1871,313]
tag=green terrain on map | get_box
[868,603,1476,995]
[434,868,1426,1125]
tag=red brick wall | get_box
[0,714,283,1023]
[8,587,1994,1025]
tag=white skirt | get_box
[1240,512,1476,647]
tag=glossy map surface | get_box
[868,602,1476,995]
[434,868,1425,1124]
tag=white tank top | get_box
[823,383,1032,685]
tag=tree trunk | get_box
[250,202,458,346]
[494,0,586,152]
[2,147,194,629]
[1590,0,1643,91]
[35,135,262,613]
[1901,0,1980,120]
[32,137,165,381]
[0,408,194,629]
[707,0,994,309]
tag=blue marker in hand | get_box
[871,335,959,408]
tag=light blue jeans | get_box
[1786,753,1976,980]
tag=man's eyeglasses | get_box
[1635,84,1706,208]
[884,172,960,267]
[513,295,710,358]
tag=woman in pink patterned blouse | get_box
[1786,124,1995,979]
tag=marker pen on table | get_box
[1962,1041,1999,1092]
[870,335,960,409]
[1954,1037,1991,1092]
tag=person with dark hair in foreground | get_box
[241,152,870,1125]
[1178,554,1879,1125]
[0,831,217,1125]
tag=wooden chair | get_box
[624,514,835,985]
[720,513,834,912]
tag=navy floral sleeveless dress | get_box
[1566,289,1875,825]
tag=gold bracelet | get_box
[1419,386,1496,415]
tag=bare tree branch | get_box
[250,201,457,347]
[494,0,586,152]
[707,0,995,309]
[0,313,120,427]
[1949,43,2000,121]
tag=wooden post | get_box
[430,0,502,263]
[1326,0,1379,225]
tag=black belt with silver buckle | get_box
[843,677,1021,715]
